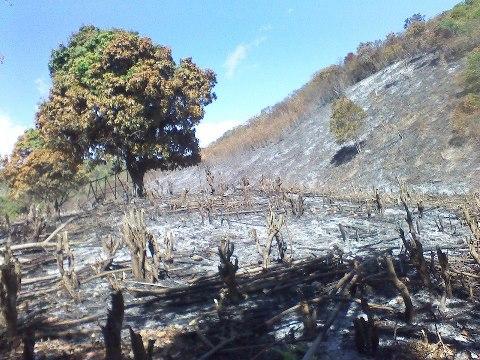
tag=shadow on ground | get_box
[330,141,365,167]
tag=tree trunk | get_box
[126,160,146,198]
[130,171,145,198]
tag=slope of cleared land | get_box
[150,52,479,196]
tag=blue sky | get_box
[0,0,459,155]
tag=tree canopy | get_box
[329,97,366,145]
[1,129,84,204]
[37,26,216,196]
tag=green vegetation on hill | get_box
[440,0,480,33]
[204,0,480,160]
[329,97,366,146]
[463,47,480,92]
[451,47,480,141]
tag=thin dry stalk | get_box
[123,209,166,282]
[288,193,305,217]
[102,234,122,259]
[463,206,480,265]
[0,242,21,340]
[374,188,384,215]
[205,168,215,195]
[399,197,430,286]
[56,231,80,301]
[254,208,286,269]
[27,205,46,243]
[163,230,174,263]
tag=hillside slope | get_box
[150,53,479,195]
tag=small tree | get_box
[404,13,425,29]
[37,26,217,197]
[2,129,84,205]
[329,96,366,149]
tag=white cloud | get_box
[0,112,25,157]
[224,35,267,79]
[252,35,267,47]
[196,119,243,148]
[224,44,248,79]
[259,24,273,32]
[35,77,49,96]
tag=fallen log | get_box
[22,273,58,285]
[42,216,77,243]
[0,241,57,253]
[449,268,480,279]
[83,267,132,283]
[265,295,329,328]
[126,257,342,303]
[301,270,359,360]
[197,334,237,360]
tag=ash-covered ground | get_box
[2,191,480,359]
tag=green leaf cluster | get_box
[464,47,480,92]
[440,0,480,34]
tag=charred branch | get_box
[353,284,379,356]
[102,291,124,360]
[22,327,35,360]
[399,197,430,286]
[384,256,414,323]
[217,238,242,303]
[129,326,155,360]
[436,246,452,299]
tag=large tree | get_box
[37,26,216,196]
